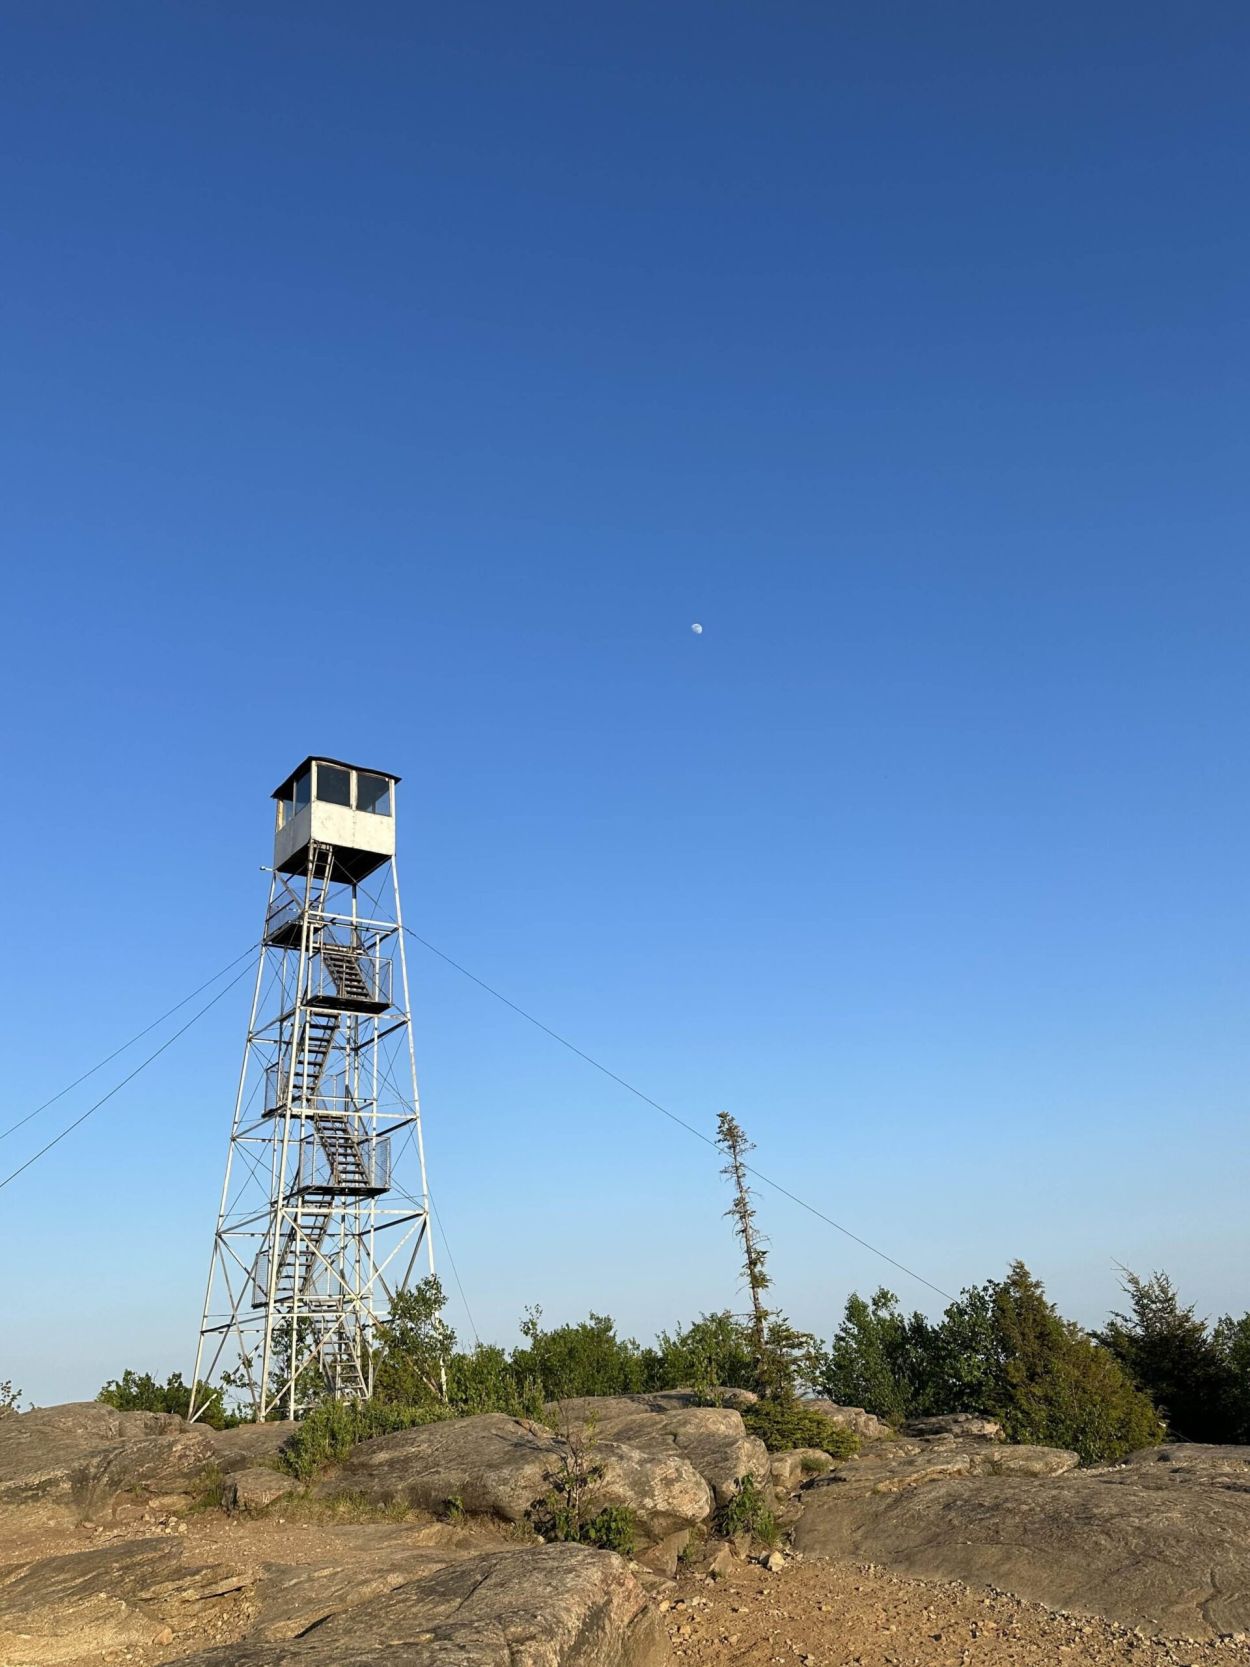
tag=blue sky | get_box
[1,4,1247,1405]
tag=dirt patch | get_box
[662,1554,1250,1667]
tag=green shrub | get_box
[579,1505,636,1555]
[714,1473,778,1546]
[188,1463,228,1511]
[990,1265,1161,1464]
[525,1414,633,1553]
[98,1369,234,1429]
[510,1310,646,1401]
[447,1344,546,1420]
[279,1399,454,1480]
[742,1396,858,1458]
[643,1311,760,1393]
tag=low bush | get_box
[188,1463,228,1511]
[98,1369,235,1429]
[526,1415,636,1555]
[279,1399,454,1480]
[577,1505,637,1555]
[714,1472,778,1547]
[742,1396,859,1459]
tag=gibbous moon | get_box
[690,622,704,635]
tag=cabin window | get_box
[292,768,312,812]
[356,772,391,816]
[317,764,352,807]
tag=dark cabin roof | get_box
[271,757,401,801]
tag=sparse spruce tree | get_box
[716,1112,773,1385]
[715,1111,816,1399]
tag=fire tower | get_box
[188,758,433,1421]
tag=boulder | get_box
[544,1390,756,1420]
[324,1413,559,1522]
[633,1528,692,1578]
[592,1442,715,1541]
[548,1399,767,1507]
[902,1413,1003,1441]
[0,1402,218,1522]
[798,1398,893,1442]
[0,1536,253,1665]
[206,1422,296,1474]
[793,1468,1250,1637]
[226,1467,297,1513]
[322,1413,712,1545]
[769,1448,833,1494]
[166,1543,669,1667]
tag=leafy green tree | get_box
[448,1343,544,1419]
[373,1276,455,1406]
[644,1311,759,1392]
[510,1309,645,1400]
[1212,1312,1250,1442]
[818,1289,922,1424]
[988,1262,1161,1463]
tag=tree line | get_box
[97,1114,1250,1464]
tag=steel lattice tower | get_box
[189,757,434,1421]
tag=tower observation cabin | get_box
[273,757,397,885]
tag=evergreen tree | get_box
[1098,1269,1231,1441]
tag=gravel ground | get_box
[662,1554,1250,1667]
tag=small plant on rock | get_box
[580,1505,636,1556]
[529,1416,638,1556]
[189,1463,228,1512]
[714,1472,778,1548]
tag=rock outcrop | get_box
[205,1422,295,1474]
[0,1537,253,1665]
[797,1398,893,1442]
[794,1442,1250,1638]
[802,1436,1079,1496]
[322,1412,714,1544]
[168,1544,669,1667]
[546,1397,768,1506]
[769,1447,833,1494]
[0,1403,218,1523]
[901,1412,1003,1441]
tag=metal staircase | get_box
[267,1211,332,1308]
[318,938,376,1007]
[257,928,389,1308]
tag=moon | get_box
[690,622,703,635]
